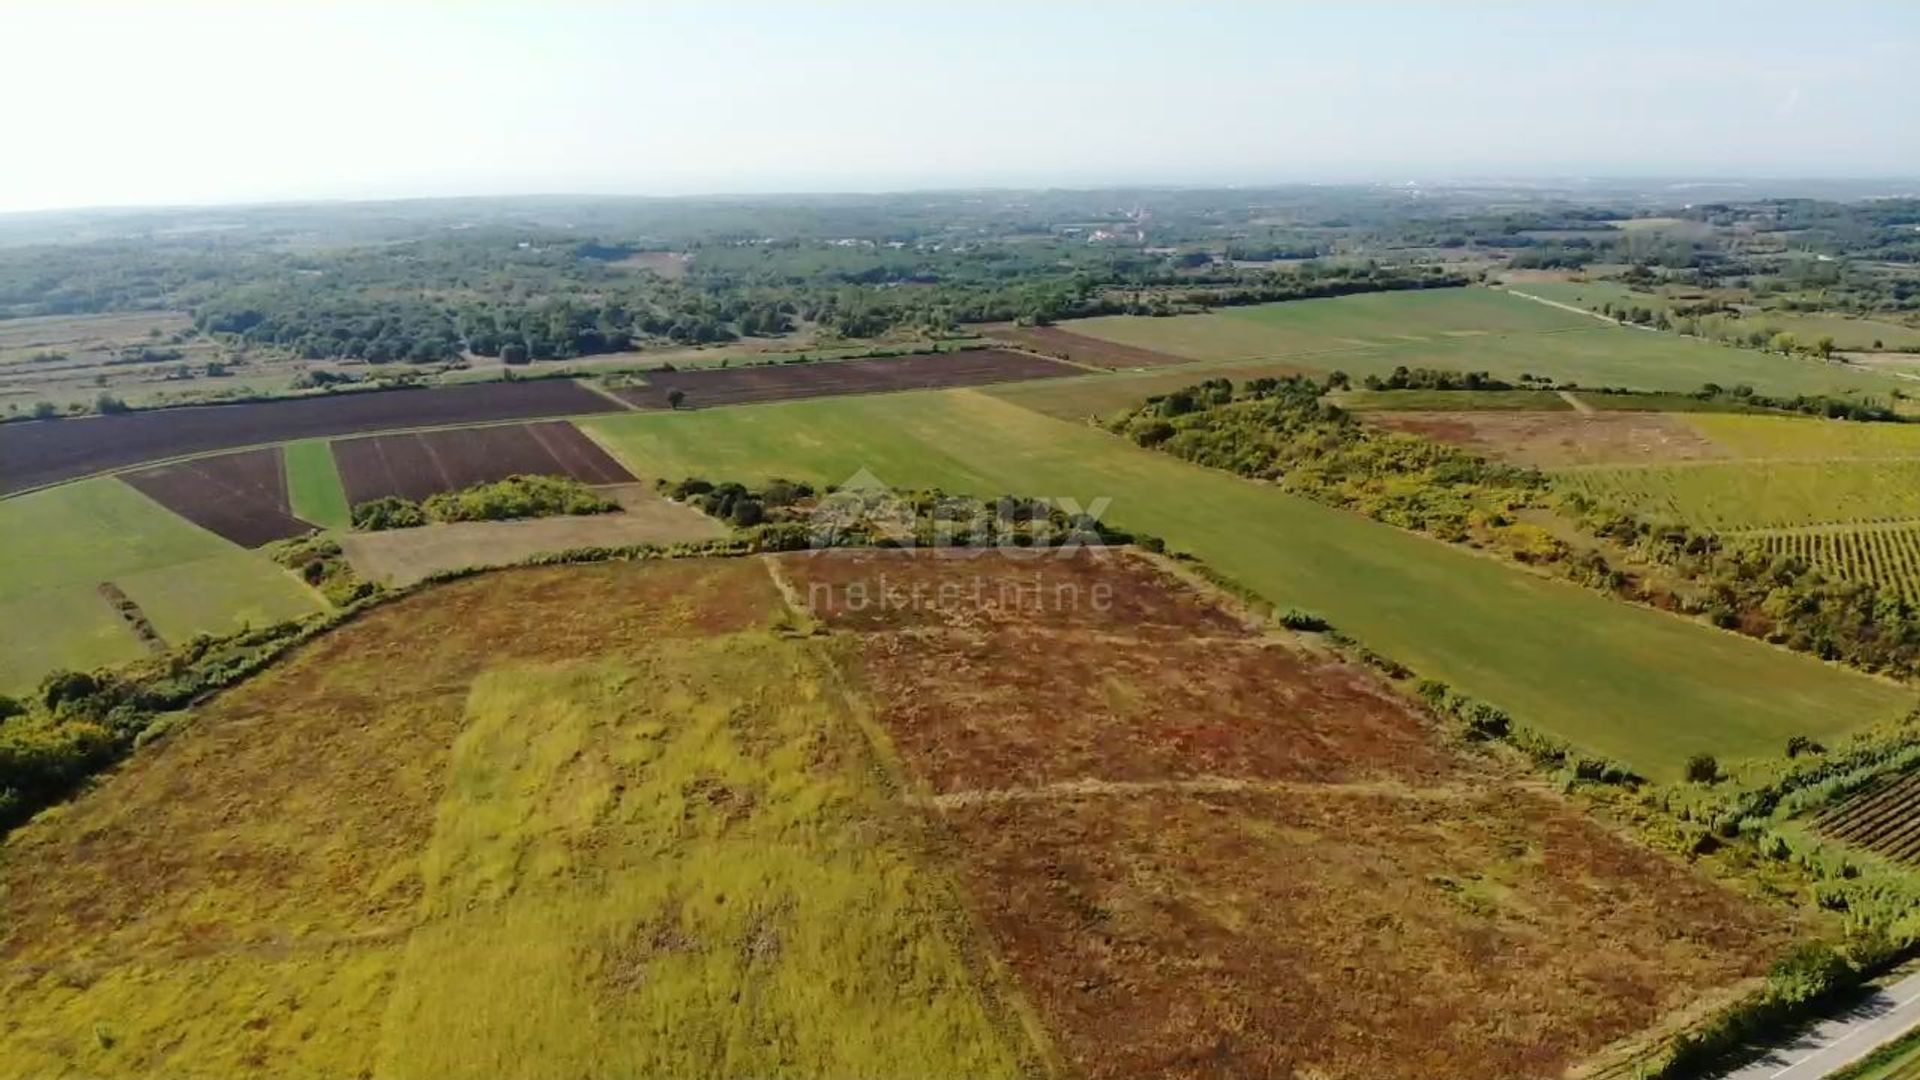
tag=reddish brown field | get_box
[0,380,620,495]
[783,547,1795,1080]
[120,446,314,547]
[1365,410,1726,468]
[613,349,1076,409]
[991,325,1189,369]
[332,420,633,504]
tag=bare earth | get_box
[1366,410,1728,468]
[338,484,726,586]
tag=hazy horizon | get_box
[6,1,1917,214]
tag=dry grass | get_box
[0,550,1803,1078]
[796,548,1801,1079]
[338,484,727,586]
[1366,410,1730,468]
[0,559,1033,1078]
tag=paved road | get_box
[1722,971,1920,1079]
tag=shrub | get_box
[421,475,617,524]
[1278,609,1330,632]
[1686,753,1722,784]
[352,496,427,531]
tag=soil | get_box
[0,380,621,495]
[990,325,1190,369]
[1366,410,1728,468]
[331,420,633,504]
[120,446,313,547]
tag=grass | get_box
[284,438,350,528]
[0,584,149,694]
[583,389,1914,779]
[981,358,1308,421]
[114,550,323,641]
[0,478,320,690]
[0,562,1033,1077]
[1517,280,1920,353]
[1064,288,1914,398]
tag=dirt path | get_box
[913,775,1469,810]
[1558,389,1596,414]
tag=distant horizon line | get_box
[6,174,1920,219]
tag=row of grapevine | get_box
[1556,460,1920,531]
[1812,770,1920,866]
[1752,523,1920,600]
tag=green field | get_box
[285,438,351,529]
[1516,280,1920,353]
[1064,288,1913,398]
[0,478,322,692]
[1558,460,1920,531]
[583,389,1912,779]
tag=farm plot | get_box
[1811,770,1920,867]
[1369,410,1727,468]
[1685,414,1920,460]
[1066,289,1912,399]
[121,446,314,547]
[0,379,620,495]
[586,390,1914,778]
[331,420,633,504]
[0,477,321,691]
[780,548,1795,1080]
[987,325,1188,368]
[338,485,727,586]
[1557,460,1920,531]
[1754,524,1920,601]
[611,349,1075,409]
[1065,286,1594,361]
[0,559,1035,1079]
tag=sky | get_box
[3,1,1917,213]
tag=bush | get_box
[1686,752,1722,784]
[1278,609,1330,632]
[422,475,617,524]
[352,496,427,531]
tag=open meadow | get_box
[581,389,1913,779]
[0,551,1801,1079]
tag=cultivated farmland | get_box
[0,379,621,494]
[338,485,727,586]
[1367,410,1727,468]
[0,478,322,691]
[1063,288,1914,398]
[986,324,1188,368]
[1812,770,1920,867]
[1558,460,1920,531]
[1754,524,1920,601]
[582,389,1913,778]
[121,446,314,547]
[611,348,1075,409]
[331,420,633,504]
